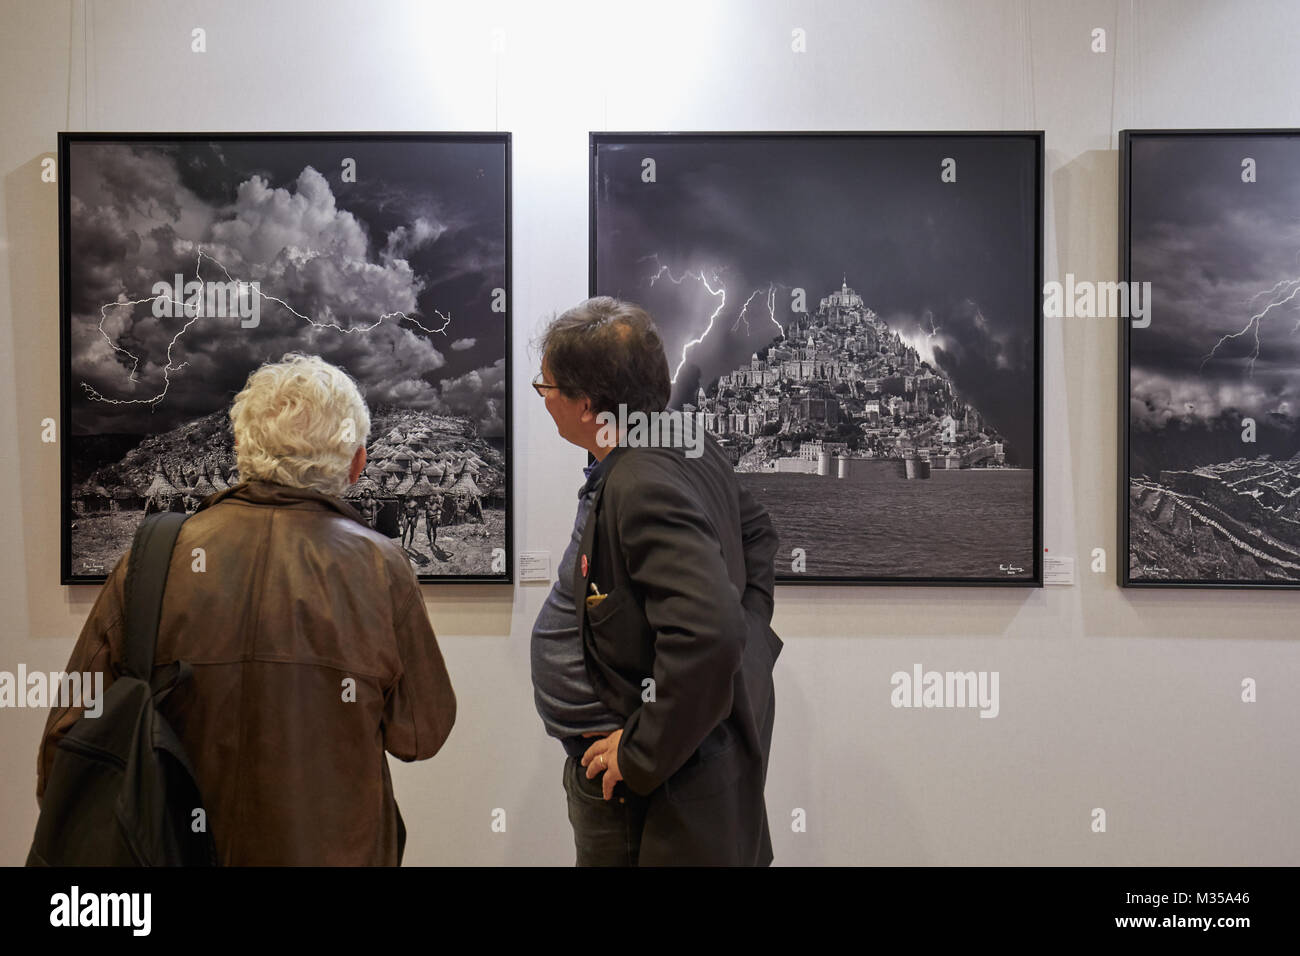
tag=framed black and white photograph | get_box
[591,132,1043,585]
[60,132,511,584]
[1121,129,1300,588]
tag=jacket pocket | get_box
[587,585,633,628]
[665,737,742,803]
[586,587,655,677]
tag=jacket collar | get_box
[580,446,624,497]
[199,479,368,527]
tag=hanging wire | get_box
[83,0,91,127]
[1023,0,1037,130]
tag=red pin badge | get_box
[581,554,588,576]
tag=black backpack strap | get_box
[123,512,187,682]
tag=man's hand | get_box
[580,728,624,800]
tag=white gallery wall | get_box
[1,0,1297,865]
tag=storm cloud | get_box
[1128,134,1300,435]
[66,138,508,437]
[592,134,1039,460]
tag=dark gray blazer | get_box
[575,432,782,866]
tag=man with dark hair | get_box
[537,297,672,416]
[530,296,783,866]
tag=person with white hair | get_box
[39,352,457,865]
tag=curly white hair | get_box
[230,352,371,497]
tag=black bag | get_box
[28,512,218,866]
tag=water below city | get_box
[740,464,1035,580]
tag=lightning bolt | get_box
[638,255,785,383]
[923,310,941,341]
[1201,276,1300,374]
[1246,276,1300,309]
[732,283,786,340]
[201,250,453,337]
[83,246,452,406]
[640,256,726,383]
[732,288,765,334]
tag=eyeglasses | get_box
[532,374,562,398]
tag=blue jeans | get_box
[562,755,650,866]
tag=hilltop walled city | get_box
[684,280,1009,477]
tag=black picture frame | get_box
[59,131,512,585]
[590,131,1044,586]
[1119,128,1300,589]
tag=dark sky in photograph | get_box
[1128,133,1300,468]
[593,135,1039,461]
[67,137,507,437]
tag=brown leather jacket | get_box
[38,480,456,865]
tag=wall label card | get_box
[519,551,551,582]
[1043,556,1075,586]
